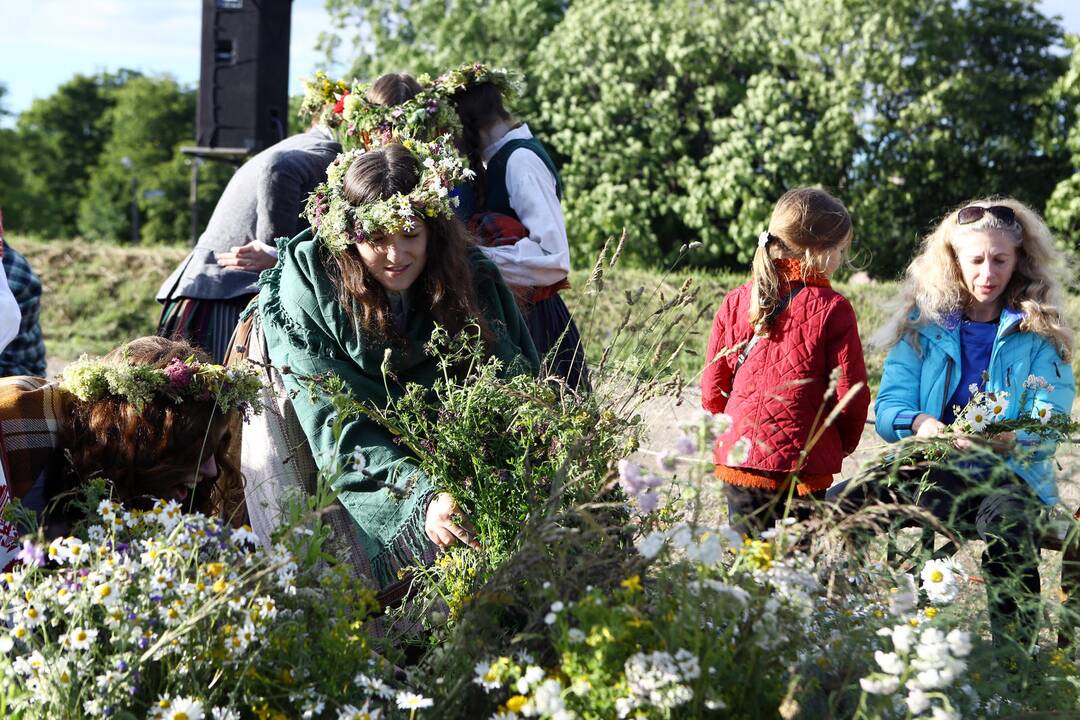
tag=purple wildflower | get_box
[16,539,45,567]
[163,358,195,389]
[637,491,660,513]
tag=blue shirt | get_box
[942,318,997,423]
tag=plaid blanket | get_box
[468,212,571,303]
[0,376,64,568]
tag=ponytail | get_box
[747,187,854,336]
[748,233,782,336]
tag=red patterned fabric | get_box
[468,212,570,303]
[701,260,870,481]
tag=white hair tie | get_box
[757,231,771,249]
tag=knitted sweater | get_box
[258,229,539,586]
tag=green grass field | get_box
[12,235,1080,388]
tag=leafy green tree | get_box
[0,83,29,230]
[1044,35,1080,248]
[533,0,862,265]
[533,0,1069,274]
[321,0,569,112]
[9,72,132,237]
[77,75,229,244]
[848,0,1070,277]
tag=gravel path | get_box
[632,387,1080,514]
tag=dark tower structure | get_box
[196,0,292,152]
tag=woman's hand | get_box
[217,241,277,272]
[425,492,480,551]
[912,414,947,438]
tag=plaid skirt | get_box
[157,295,255,364]
[525,293,590,392]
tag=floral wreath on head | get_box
[431,62,523,101]
[59,355,264,419]
[304,135,476,255]
[298,70,351,128]
[336,78,462,150]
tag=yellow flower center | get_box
[506,696,527,713]
[930,570,944,583]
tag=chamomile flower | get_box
[1035,405,1053,425]
[920,559,960,604]
[964,405,989,432]
[66,627,98,651]
[473,660,501,692]
[163,697,204,720]
[396,692,433,710]
[987,396,1008,419]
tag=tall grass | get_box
[12,236,1080,387]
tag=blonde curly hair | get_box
[873,197,1073,360]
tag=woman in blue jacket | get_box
[872,198,1074,650]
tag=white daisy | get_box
[964,405,989,432]
[164,697,205,720]
[1035,405,1053,425]
[920,558,960,604]
[396,692,433,710]
[66,627,98,651]
[987,396,1009,420]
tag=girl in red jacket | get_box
[701,188,870,537]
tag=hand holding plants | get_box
[425,491,480,550]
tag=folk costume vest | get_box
[476,137,569,303]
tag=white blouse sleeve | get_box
[476,149,571,287]
[0,265,21,354]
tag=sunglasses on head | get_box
[956,205,1016,226]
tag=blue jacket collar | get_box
[934,306,1022,333]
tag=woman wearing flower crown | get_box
[865,198,1076,649]
[0,336,261,567]
[439,64,589,391]
[257,140,539,588]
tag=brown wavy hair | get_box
[323,143,491,344]
[53,337,239,518]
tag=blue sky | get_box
[0,0,337,125]
[2,0,1079,126]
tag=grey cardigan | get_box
[157,128,341,302]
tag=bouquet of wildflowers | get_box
[0,497,432,719]
[948,374,1078,445]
